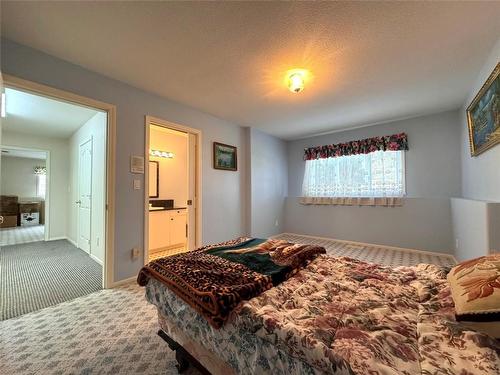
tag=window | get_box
[302,150,405,198]
[36,174,46,198]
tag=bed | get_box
[138,237,500,375]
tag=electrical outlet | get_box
[275,219,279,227]
[131,247,140,258]
[455,239,459,250]
[133,179,141,190]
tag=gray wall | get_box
[1,39,248,281]
[286,110,462,253]
[2,130,69,240]
[1,156,45,198]
[249,128,288,238]
[451,37,500,260]
[460,37,500,201]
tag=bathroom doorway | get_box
[144,116,201,263]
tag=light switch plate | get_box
[133,179,141,190]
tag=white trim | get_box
[4,74,117,289]
[66,237,78,247]
[276,232,457,263]
[90,253,104,266]
[109,276,137,288]
[143,116,202,266]
[47,236,69,241]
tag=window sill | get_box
[299,197,404,207]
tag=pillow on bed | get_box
[447,254,500,337]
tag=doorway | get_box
[0,75,116,320]
[0,145,50,245]
[144,116,201,263]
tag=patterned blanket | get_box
[232,256,500,374]
[137,237,325,327]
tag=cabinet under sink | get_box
[149,208,187,251]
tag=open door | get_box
[77,137,93,253]
[187,133,197,250]
[144,116,201,263]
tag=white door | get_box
[78,138,93,253]
[187,133,197,250]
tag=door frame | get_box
[3,74,116,289]
[143,115,202,265]
[0,145,50,241]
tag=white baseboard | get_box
[110,276,137,288]
[66,237,78,247]
[276,232,457,263]
[48,236,68,241]
[90,253,104,266]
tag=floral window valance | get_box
[303,132,409,160]
[34,166,46,175]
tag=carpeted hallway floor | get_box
[0,224,45,246]
[0,239,102,320]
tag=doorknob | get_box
[75,200,82,205]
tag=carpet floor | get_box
[0,240,102,320]
[0,224,45,246]
[274,233,456,267]
[0,283,196,375]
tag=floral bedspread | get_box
[235,256,500,374]
[146,255,500,374]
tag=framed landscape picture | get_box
[467,62,500,156]
[213,142,237,171]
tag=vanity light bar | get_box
[150,149,175,158]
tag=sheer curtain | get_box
[302,150,405,198]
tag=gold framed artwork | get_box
[466,62,500,156]
[213,142,237,171]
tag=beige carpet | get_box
[273,233,456,267]
[0,283,197,375]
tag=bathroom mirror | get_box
[149,161,159,198]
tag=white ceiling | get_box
[2,88,99,138]
[1,147,47,160]
[2,2,500,140]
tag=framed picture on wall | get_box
[213,142,237,171]
[466,62,500,156]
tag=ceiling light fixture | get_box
[1,92,6,118]
[149,149,174,158]
[286,69,308,93]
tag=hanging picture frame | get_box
[213,142,237,171]
[466,62,500,156]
